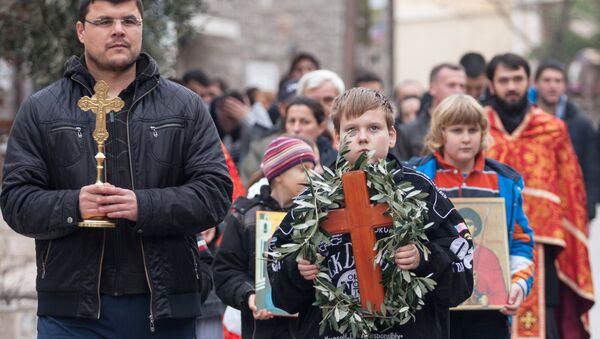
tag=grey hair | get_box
[296,70,345,96]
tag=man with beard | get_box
[484,53,594,339]
[0,0,233,338]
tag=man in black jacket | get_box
[0,1,232,338]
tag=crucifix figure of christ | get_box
[321,170,393,311]
[77,80,124,228]
[78,80,124,185]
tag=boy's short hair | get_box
[331,88,394,133]
[424,94,491,154]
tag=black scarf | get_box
[490,95,530,134]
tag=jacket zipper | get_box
[69,76,112,320]
[50,126,83,138]
[106,109,121,295]
[41,240,53,279]
[127,79,160,332]
[140,239,155,332]
[149,123,184,138]
[190,247,200,279]
[96,230,106,319]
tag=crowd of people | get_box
[1,1,598,339]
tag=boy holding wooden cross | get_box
[268,88,474,338]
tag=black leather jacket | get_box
[0,54,233,321]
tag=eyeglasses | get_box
[84,16,143,28]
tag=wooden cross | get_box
[78,80,124,185]
[321,170,393,311]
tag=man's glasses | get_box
[84,16,143,28]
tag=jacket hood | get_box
[63,52,160,93]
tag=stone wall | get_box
[177,0,347,91]
[0,216,37,339]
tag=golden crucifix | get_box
[77,80,124,228]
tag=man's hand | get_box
[501,283,524,315]
[394,243,421,270]
[247,293,274,320]
[79,183,115,219]
[201,227,216,243]
[297,258,319,281]
[222,97,250,122]
[96,186,139,222]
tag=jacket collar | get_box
[433,150,485,174]
[63,52,160,98]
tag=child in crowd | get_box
[407,94,534,339]
[268,88,474,338]
[213,136,317,338]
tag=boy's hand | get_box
[394,243,421,270]
[247,293,274,320]
[297,258,319,280]
[501,283,524,315]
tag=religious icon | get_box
[255,211,296,316]
[450,198,510,310]
[77,80,124,228]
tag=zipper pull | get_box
[150,126,158,138]
[149,314,155,332]
[110,112,115,123]
[194,265,200,280]
[75,127,82,138]
[41,262,46,279]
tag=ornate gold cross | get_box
[78,80,124,185]
[519,310,537,330]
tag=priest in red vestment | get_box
[484,53,594,339]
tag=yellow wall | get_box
[393,0,542,86]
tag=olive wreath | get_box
[269,140,438,338]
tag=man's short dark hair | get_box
[353,71,383,87]
[429,63,464,83]
[79,0,144,23]
[534,59,566,81]
[182,69,211,87]
[486,53,530,81]
[211,77,229,92]
[459,52,486,78]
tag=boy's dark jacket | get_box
[268,156,474,339]
[213,185,298,338]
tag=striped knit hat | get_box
[261,136,316,182]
